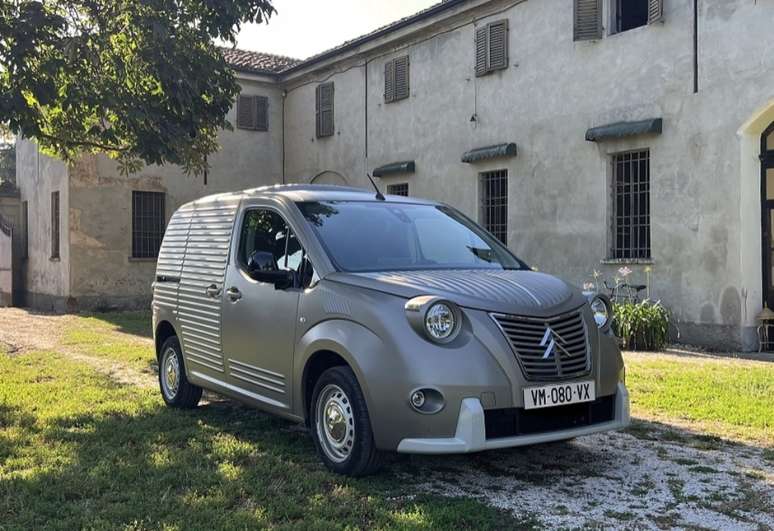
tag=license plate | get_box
[523,381,595,410]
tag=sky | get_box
[234,0,439,60]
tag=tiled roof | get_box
[224,0,469,77]
[220,47,301,75]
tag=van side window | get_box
[238,209,315,287]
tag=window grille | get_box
[479,169,508,244]
[612,150,651,259]
[132,191,166,259]
[50,192,59,259]
[387,183,409,197]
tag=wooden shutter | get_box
[574,0,602,41]
[647,0,664,24]
[255,96,268,131]
[487,20,508,71]
[394,55,410,101]
[384,60,395,103]
[316,82,334,138]
[475,26,488,77]
[236,95,257,130]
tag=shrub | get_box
[613,300,670,351]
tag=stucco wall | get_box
[283,0,773,350]
[15,138,71,311]
[67,78,285,310]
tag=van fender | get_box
[293,318,386,422]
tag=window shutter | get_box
[475,26,488,77]
[384,60,395,103]
[573,0,602,41]
[236,95,257,130]
[647,0,664,24]
[316,82,334,138]
[394,55,410,101]
[256,96,268,131]
[487,20,508,71]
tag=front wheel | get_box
[310,366,384,476]
[158,336,202,408]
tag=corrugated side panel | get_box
[153,210,190,311]
[177,195,240,373]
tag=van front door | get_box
[221,207,302,412]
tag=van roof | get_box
[182,184,436,208]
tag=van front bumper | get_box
[396,383,630,454]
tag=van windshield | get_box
[296,201,527,272]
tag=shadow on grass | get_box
[0,387,525,530]
[83,311,153,339]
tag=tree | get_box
[0,0,275,175]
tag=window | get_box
[475,20,509,77]
[386,183,409,197]
[297,201,525,272]
[131,191,165,259]
[479,170,508,245]
[236,95,268,131]
[384,56,410,103]
[315,82,335,138]
[21,200,28,260]
[50,192,59,259]
[238,209,313,287]
[612,150,651,259]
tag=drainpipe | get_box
[693,0,699,94]
[281,88,287,184]
[364,58,369,179]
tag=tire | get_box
[310,366,384,476]
[158,336,202,408]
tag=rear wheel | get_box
[310,366,384,476]
[159,336,202,408]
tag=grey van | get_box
[152,185,630,476]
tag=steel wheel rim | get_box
[161,347,180,399]
[316,384,355,463]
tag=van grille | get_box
[492,310,590,381]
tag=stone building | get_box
[14,0,774,351]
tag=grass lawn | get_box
[625,353,773,445]
[0,349,520,530]
[1,311,772,529]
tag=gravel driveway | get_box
[1,309,772,529]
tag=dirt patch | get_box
[0,308,155,388]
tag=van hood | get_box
[326,269,588,317]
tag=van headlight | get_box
[425,302,456,341]
[590,295,612,328]
[405,296,462,344]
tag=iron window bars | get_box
[132,191,166,259]
[479,169,508,245]
[386,183,409,197]
[612,150,651,259]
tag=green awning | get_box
[372,160,415,177]
[461,143,517,163]
[585,118,663,142]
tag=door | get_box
[762,124,774,309]
[221,207,304,411]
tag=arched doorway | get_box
[761,123,774,308]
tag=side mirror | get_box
[246,251,294,288]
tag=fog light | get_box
[410,391,425,409]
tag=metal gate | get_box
[0,215,13,307]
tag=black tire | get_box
[310,366,384,476]
[158,336,202,408]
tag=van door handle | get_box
[226,287,242,302]
[205,284,221,298]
